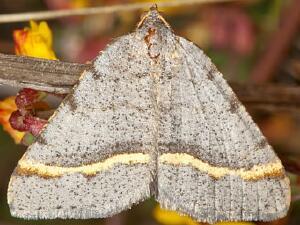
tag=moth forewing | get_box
[8,7,290,224]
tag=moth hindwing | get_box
[8,7,290,224]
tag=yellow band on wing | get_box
[17,153,150,178]
[159,153,284,181]
[16,152,284,180]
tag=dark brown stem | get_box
[0,53,87,94]
[250,0,300,83]
[1,53,300,113]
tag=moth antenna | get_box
[137,6,170,29]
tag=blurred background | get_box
[1,0,300,225]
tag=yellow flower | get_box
[0,97,25,143]
[3,21,56,144]
[13,20,57,60]
[153,205,256,225]
[153,205,200,225]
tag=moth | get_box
[8,7,290,224]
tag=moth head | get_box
[137,5,171,31]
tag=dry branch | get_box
[250,0,300,83]
[0,53,300,113]
[0,53,86,93]
[0,0,235,23]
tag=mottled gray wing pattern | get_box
[8,33,156,219]
[156,36,290,223]
[7,7,290,223]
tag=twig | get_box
[0,53,86,94]
[292,194,300,202]
[0,0,235,23]
[250,0,300,83]
[0,53,300,113]
[278,153,300,177]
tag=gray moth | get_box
[7,7,290,224]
